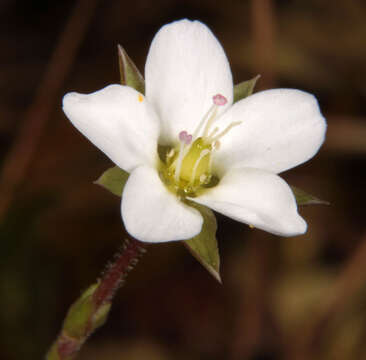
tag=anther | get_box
[213,94,227,106]
[167,148,175,158]
[192,94,228,140]
[200,174,208,183]
[213,140,221,150]
[179,131,192,145]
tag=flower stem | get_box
[46,238,146,360]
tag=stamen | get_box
[192,104,215,139]
[171,93,230,190]
[208,147,214,173]
[179,131,192,145]
[211,121,242,142]
[202,107,218,138]
[213,94,227,106]
[213,140,221,150]
[174,141,186,182]
[207,126,219,140]
[189,149,210,185]
[166,148,175,161]
[200,174,208,183]
[207,141,221,173]
[192,94,227,140]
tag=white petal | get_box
[63,84,160,172]
[213,89,326,174]
[191,167,306,237]
[121,165,203,243]
[145,19,233,143]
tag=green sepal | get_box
[94,46,144,196]
[91,302,112,330]
[94,166,128,197]
[63,283,98,338]
[291,186,329,206]
[184,202,221,283]
[233,75,261,103]
[118,44,145,94]
[46,343,61,360]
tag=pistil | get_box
[189,149,210,185]
[165,93,241,196]
[174,131,193,182]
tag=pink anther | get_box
[179,131,193,145]
[213,94,227,106]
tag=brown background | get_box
[1,1,366,359]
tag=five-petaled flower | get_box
[63,19,326,243]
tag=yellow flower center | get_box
[179,137,211,183]
[159,94,240,198]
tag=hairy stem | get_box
[46,238,146,360]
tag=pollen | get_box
[138,94,144,102]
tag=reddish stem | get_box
[46,237,147,360]
[93,238,146,308]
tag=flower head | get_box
[63,19,326,243]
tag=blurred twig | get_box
[285,232,366,360]
[0,0,99,220]
[227,2,277,358]
[251,0,277,88]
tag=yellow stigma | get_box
[138,94,144,102]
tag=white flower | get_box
[62,19,326,243]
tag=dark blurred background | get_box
[1,0,366,359]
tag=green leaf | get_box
[233,75,261,103]
[184,203,221,283]
[94,166,129,197]
[118,44,145,94]
[291,186,329,206]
